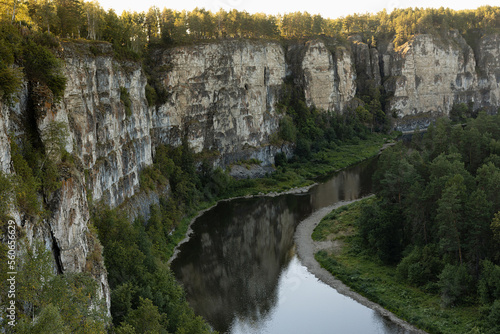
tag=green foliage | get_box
[274,152,287,167]
[450,103,472,123]
[122,297,169,334]
[315,198,484,334]
[0,23,23,102]
[42,273,108,333]
[276,79,371,163]
[396,245,443,290]
[10,140,41,217]
[16,304,69,334]
[485,299,500,334]
[438,264,474,307]
[278,115,297,143]
[23,39,66,99]
[145,84,157,107]
[335,113,500,332]
[140,165,168,191]
[313,198,370,241]
[0,171,13,220]
[6,240,108,332]
[120,86,132,117]
[492,212,500,261]
[478,260,500,305]
[357,198,404,264]
[0,62,23,103]
[3,0,500,67]
[93,204,215,333]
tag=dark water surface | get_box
[171,158,410,333]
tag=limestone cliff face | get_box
[54,42,153,207]
[476,33,500,109]
[350,37,381,93]
[300,40,356,112]
[383,32,478,129]
[152,40,286,166]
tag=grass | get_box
[312,197,374,241]
[314,198,485,334]
[163,201,216,260]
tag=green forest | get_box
[2,1,500,333]
[363,115,500,332]
[315,113,500,333]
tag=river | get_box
[170,158,413,333]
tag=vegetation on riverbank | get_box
[314,198,483,333]
[92,133,389,333]
[314,113,500,334]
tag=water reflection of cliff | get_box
[309,157,377,211]
[171,195,311,333]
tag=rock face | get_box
[350,36,381,92]
[151,40,286,166]
[476,34,500,109]
[383,32,478,130]
[296,40,356,112]
[55,42,153,207]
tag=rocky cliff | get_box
[150,40,286,166]
[4,31,500,316]
[380,32,478,130]
[299,40,357,112]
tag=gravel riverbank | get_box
[294,196,428,334]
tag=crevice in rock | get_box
[50,228,64,274]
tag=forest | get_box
[355,114,500,332]
[1,1,500,61]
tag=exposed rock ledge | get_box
[294,196,428,334]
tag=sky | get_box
[95,0,497,18]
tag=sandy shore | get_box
[294,196,428,334]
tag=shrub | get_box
[23,40,66,99]
[0,63,23,103]
[396,245,443,290]
[0,171,13,220]
[10,140,41,217]
[485,300,500,334]
[438,264,474,307]
[478,260,500,305]
[120,86,132,117]
[145,84,157,107]
[274,152,287,167]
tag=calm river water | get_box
[171,158,411,333]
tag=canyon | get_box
[2,30,500,314]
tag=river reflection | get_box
[171,157,411,333]
[309,158,376,210]
[171,195,312,332]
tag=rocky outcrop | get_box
[476,34,500,109]
[53,42,153,208]
[350,36,381,93]
[383,32,478,130]
[151,40,286,166]
[295,40,356,112]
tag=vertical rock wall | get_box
[299,40,356,112]
[151,40,286,165]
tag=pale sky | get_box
[95,0,497,18]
